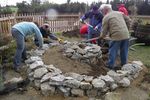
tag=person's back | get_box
[103,11,130,40]
[12,22,43,47]
[11,21,43,72]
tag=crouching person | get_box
[34,23,62,46]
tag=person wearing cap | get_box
[100,4,131,70]
[34,23,63,46]
[118,4,128,16]
[11,21,43,72]
[80,5,103,46]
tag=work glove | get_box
[80,19,85,24]
[58,38,64,44]
[94,26,98,31]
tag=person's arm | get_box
[123,14,131,29]
[95,13,103,31]
[49,33,58,40]
[80,12,90,23]
[34,28,43,48]
[100,18,109,38]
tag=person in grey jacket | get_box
[100,4,131,70]
[11,21,43,72]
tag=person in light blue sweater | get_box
[11,21,43,72]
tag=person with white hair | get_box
[99,4,131,70]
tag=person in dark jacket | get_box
[34,23,62,46]
[80,5,103,46]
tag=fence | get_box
[0,13,81,37]
[130,15,150,25]
[0,13,150,37]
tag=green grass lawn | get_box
[129,45,150,68]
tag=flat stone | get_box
[110,83,118,91]
[71,89,84,97]
[25,56,42,64]
[6,77,23,84]
[107,70,126,82]
[65,52,73,58]
[34,79,41,88]
[41,82,55,96]
[29,61,44,70]
[34,49,45,56]
[41,73,53,83]
[34,67,48,79]
[122,63,143,75]
[77,48,86,55]
[71,45,80,50]
[100,75,115,86]
[50,75,65,82]
[63,79,81,88]
[45,65,62,74]
[118,77,130,87]
[49,81,63,86]
[132,61,143,66]
[80,82,93,90]
[92,78,106,89]
[64,72,84,81]
[71,53,79,59]
[57,86,71,97]
[83,75,94,82]
[42,44,49,50]
[65,48,74,53]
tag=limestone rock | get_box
[41,82,55,96]
[92,78,106,89]
[80,82,93,90]
[65,72,84,81]
[29,61,44,70]
[118,77,130,87]
[71,89,84,97]
[34,67,48,79]
[63,79,81,88]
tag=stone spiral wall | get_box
[25,43,143,97]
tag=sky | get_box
[0,0,107,6]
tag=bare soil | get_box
[42,45,108,76]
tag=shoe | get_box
[114,66,121,70]
[105,65,114,70]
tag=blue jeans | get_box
[11,28,26,68]
[108,39,129,68]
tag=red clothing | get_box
[80,24,96,44]
[118,4,128,16]
[80,24,88,34]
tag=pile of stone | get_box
[24,43,143,97]
[62,42,102,63]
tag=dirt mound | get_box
[42,46,108,76]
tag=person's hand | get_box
[80,19,85,24]
[104,36,111,40]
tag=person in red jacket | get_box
[118,4,128,16]
[80,24,97,44]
